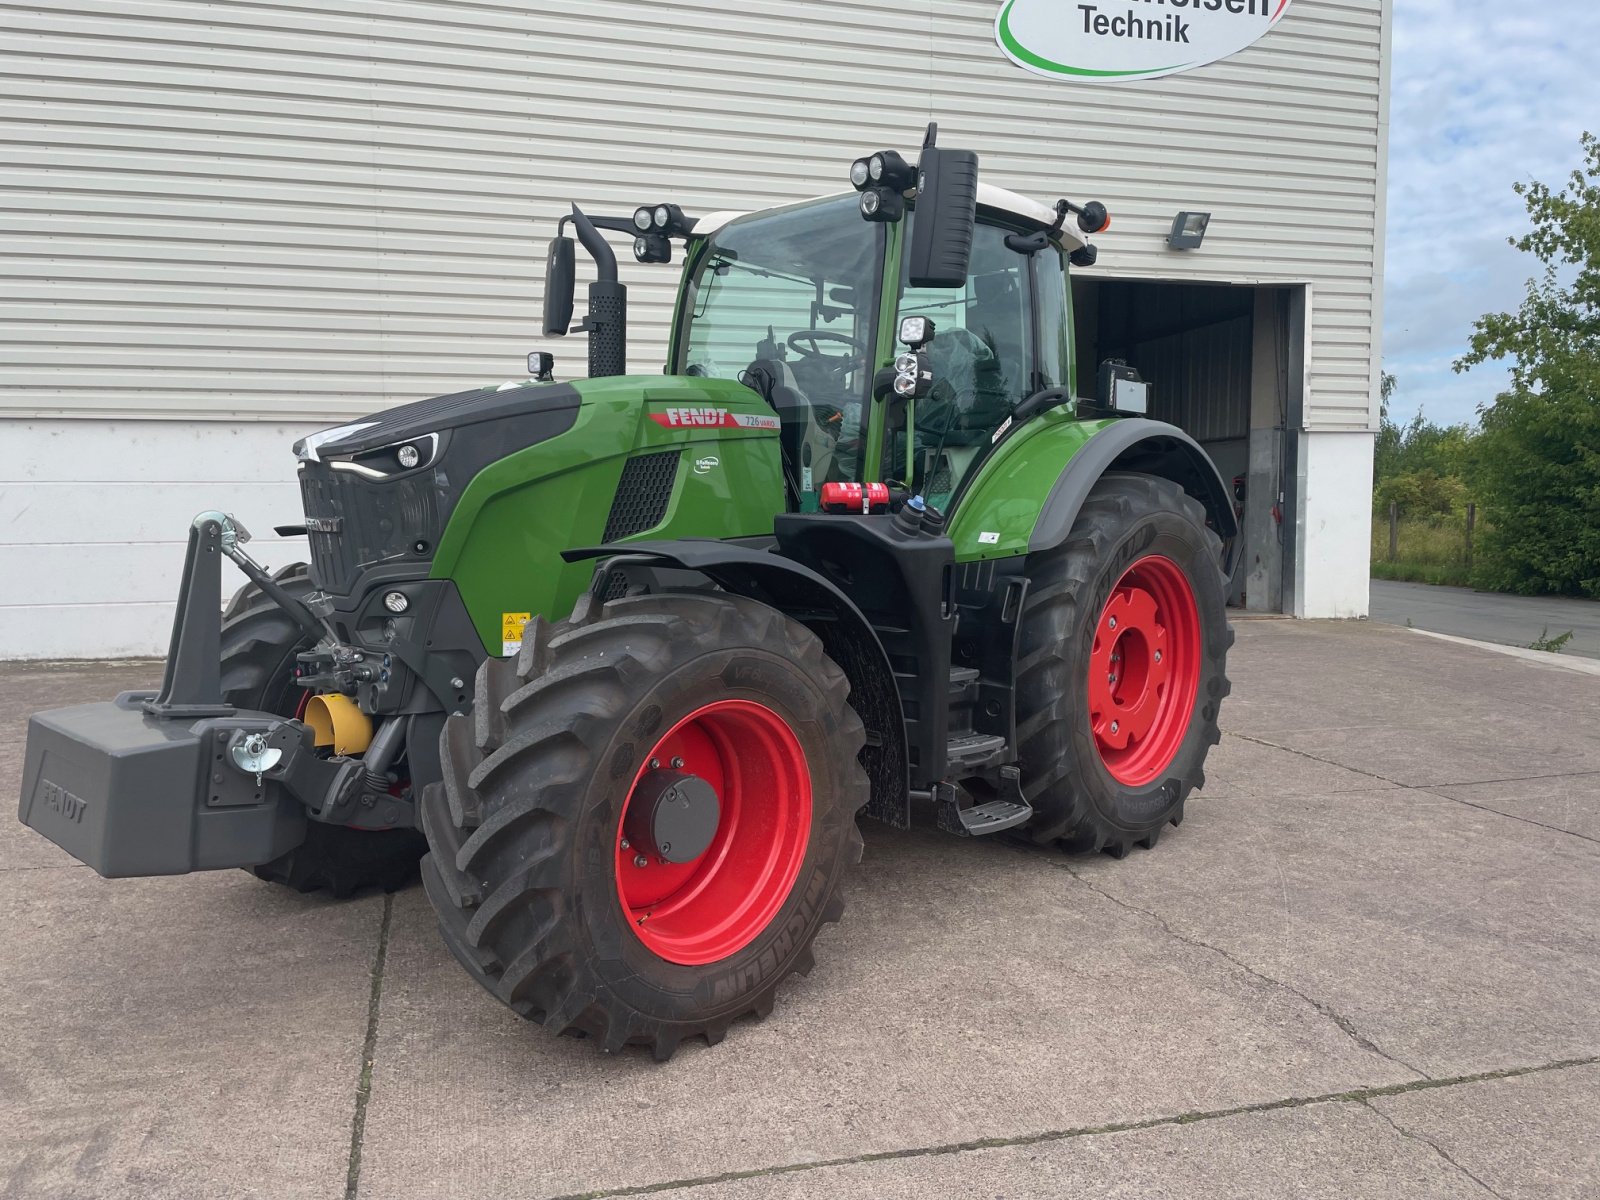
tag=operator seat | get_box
[740,357,837,499]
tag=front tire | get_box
[1016,473,1233,856]
[420,590,869,1061]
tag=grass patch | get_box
[1371,560,1474,587]
[1371,515,1476,587]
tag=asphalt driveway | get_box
[3,620,1598,1198]
[1371,578,1600,660]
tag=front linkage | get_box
[21,512,428,878]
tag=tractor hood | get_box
[292,380,583,598]
[294,379,582,464]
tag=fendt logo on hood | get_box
[996,0,1293,83]
[649,408,782,432]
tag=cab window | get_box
[896,222,1034,499]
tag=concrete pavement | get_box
[2,622,1598,1198]
[1371,578,1600,660]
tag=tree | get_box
[1373,374,1477,516]
[1456,132,1600,596]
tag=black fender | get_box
[562,539,910,827]
[1030,420,1239,570]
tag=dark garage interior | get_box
[1073,278,1304,613]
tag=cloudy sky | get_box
[1384,0,1600,426]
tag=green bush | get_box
[1371,514,1477,587]
[1456,131,1600,598]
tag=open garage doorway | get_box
[1073,278,1305,614]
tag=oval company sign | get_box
[996,0,1294,82]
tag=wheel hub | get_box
[624,770,721,864]
[615,699,812,966]
[1087,555,1202,788]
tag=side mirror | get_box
[907,128,978,289]
[542,236,576,336]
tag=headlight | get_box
[849,158,871,190]
[893,372,918,398]
[633,207,654,232]
[861,190,882,216]
[895,353,919,376]
[653,205,671,230]
[395,444,421,470]
[383,591,410,614]
[869,154,885,182]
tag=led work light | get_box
[898,315,935,350]
[633,204,688,237]
[860,188,905,222]
[634,234,672,264]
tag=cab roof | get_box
[691,182,1090,251]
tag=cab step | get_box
[946,732,1007,771]
[955,798,1033,836]
[932,766,1033,838]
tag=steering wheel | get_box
[787,330,864,361]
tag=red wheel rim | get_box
[616,700,812,966]
[1088,555,1202,788]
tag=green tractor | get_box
[20,127,1234,1060]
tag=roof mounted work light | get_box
[860,187,904,223]
[633,204,688,237]
[868,150,916,192]
[633,233,672,264]
[852,149,916,196]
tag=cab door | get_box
[887,221,1039,507]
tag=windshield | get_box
[676,195,884,502]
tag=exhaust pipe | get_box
[569,205,628,379]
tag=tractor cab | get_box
[671,188,1087,512]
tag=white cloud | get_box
[1383,0,1599,426]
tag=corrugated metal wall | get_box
[0,0,1385,430]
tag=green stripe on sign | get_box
[997,0,1192,78]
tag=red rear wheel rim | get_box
[1088,555,1202,788]
[616,700,812,966]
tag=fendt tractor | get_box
[20,127,1234,1061]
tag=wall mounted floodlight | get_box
[1168,211,1211,250]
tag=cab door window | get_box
[896,223,1034,498]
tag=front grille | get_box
[299,463,442,595]
[602,451,681,542]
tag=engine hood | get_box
[293,380,583,599]
[295,380,582,463]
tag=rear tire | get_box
[223,563,426,896]
[1016,473,1233,856]
[420,590,869,1061]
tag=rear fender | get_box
[564,540,910,828]
[948,415,1238,568]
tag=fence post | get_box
[1466,502,1476,568]
[1388,502,1399,563]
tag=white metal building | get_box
[0,0,1389,659]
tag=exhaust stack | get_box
[569,206,628,379]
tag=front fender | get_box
[563,539,910,827]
